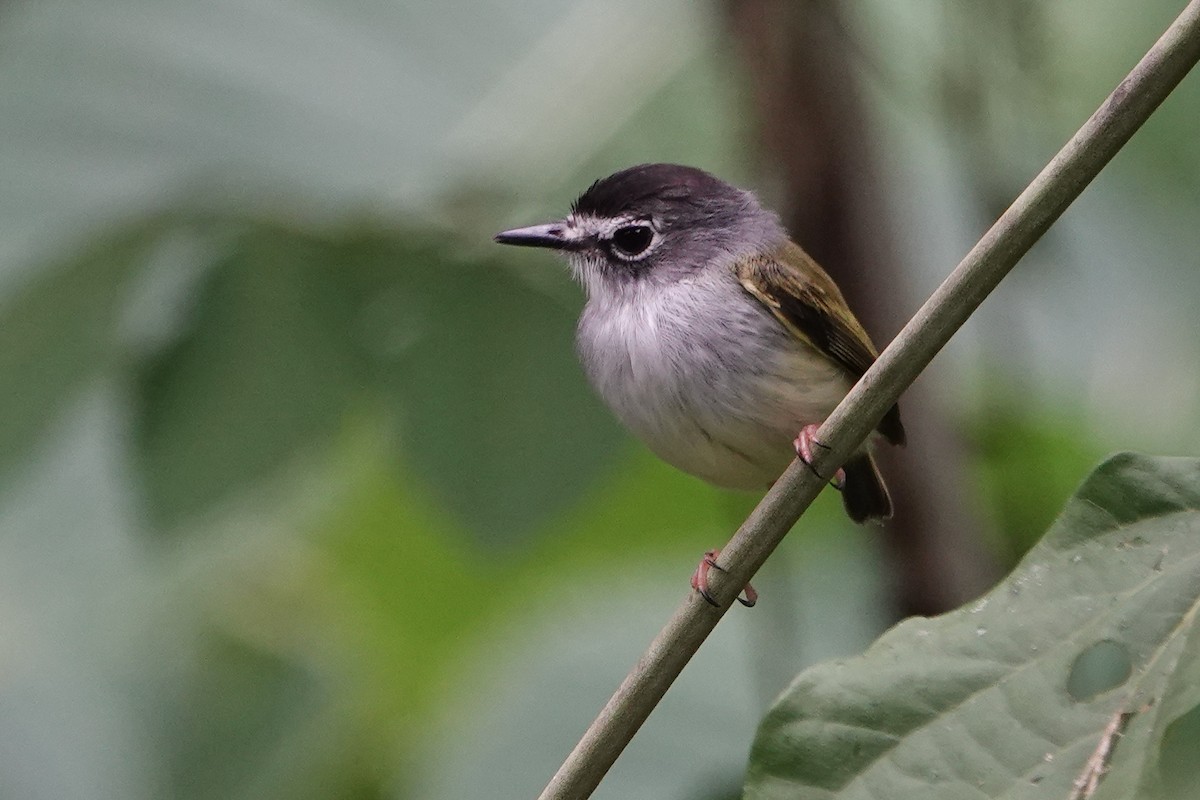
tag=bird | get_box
[494,163,904,606]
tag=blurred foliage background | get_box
[1,1,1198,798]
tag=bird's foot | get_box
[794,424,845,489]
[691,548,757,607]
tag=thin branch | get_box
[1068,706,1134,800]
[537,3,1200,799]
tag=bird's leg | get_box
[794,423,845,489]
[691,549,757,607]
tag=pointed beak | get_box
[494,222,579,251]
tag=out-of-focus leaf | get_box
[133,220,623,543]
[0,226,156,484]
[134,226,372,526]
[162,633,322,800]
[0,0,545,274]
[0,0,718,286]
[372,250,624,549]
[967,396,1107,562]
[745,453,1200,799]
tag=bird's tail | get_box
[841,453,893,523]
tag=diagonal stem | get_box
[537,3,1200,799]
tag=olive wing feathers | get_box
[736,241,906,447]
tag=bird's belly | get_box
[618,356,850,489]
[578,294,852,490]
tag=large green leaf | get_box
[134,224,372,526]
[371,248,625,550]
[745,453,1200,799]
[134,219,622,543]
[0,225,158,483]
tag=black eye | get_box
[610,225,654,257]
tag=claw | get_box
[794,423,846,488]
[829,468,846,491]
[691,548,757,608]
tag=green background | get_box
[0,1,1197,798]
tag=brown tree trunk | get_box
[724,0,999,617]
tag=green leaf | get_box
[1097,587,1200,799]
[745,452,1200,799]
[0,225,156,485]
[163,632,323,800]
[965,394,1108,563]
[373,247,624,549]
[133,219,622,542]
[135,226,373,526]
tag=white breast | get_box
[576,272,852,490]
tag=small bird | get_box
[495,164,904,605]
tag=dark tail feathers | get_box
[841,453,892,523]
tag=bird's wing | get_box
[737,241,906,446]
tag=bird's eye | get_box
[610,225,654,258]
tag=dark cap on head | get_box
[571,163,742,220]
[494,163,782,272]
